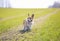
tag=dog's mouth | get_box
[28,19,32,22]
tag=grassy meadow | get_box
[0,8,60,41]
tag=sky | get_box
[9,0,60,8]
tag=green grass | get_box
[16,9,60,41]
[0,8,57,34]
[40,11,60,41]
[0,8,57,18]
[28,10,60,41]
[0,8,60,41]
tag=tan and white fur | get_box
[23,14,34,31]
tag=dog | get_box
[23,14,34,32]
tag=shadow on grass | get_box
[19,30,31,34]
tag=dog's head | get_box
[27,13,34,22]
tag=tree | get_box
[0,0,11,8]
[49,2,60,8]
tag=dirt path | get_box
[0,10,59,41]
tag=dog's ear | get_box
[31,14,34,19]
